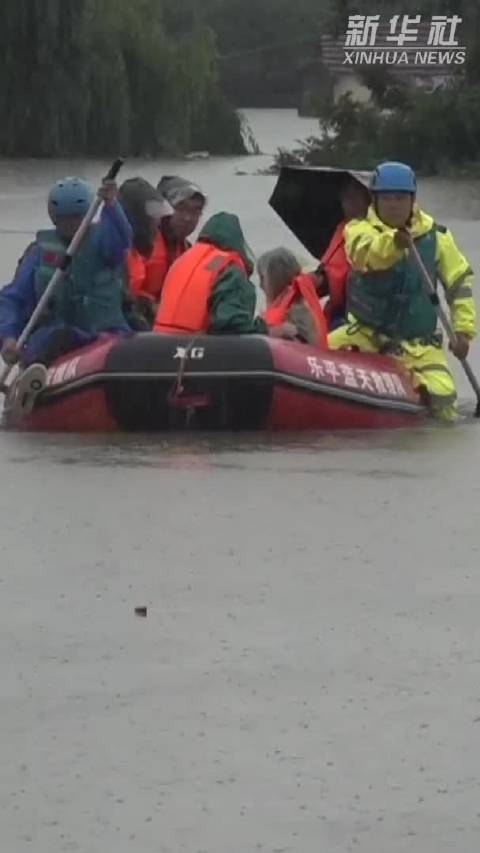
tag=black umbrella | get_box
[269,165,371,260]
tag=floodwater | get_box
[1,109,480,853]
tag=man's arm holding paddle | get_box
[400,225,480,416]
[434,227,475,359]
[396,224,476,358]
[98,179,132,265]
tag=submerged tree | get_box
[0,0,245,156]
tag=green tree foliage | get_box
[274,0,480,174]
[0,0,245,156]
[277,82,480,175]
[203,0,322,106]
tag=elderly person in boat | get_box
[0,175,132,379]
[258,247,327,346]
[328,160,476,421]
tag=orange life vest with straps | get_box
[154,242,246,334]
[321,221,350,325]
[127,231,185,302]
[262,273,327,346]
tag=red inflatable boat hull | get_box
[3,333,426,431]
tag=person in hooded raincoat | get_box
[0,175,131,371]
[154,212,295,339]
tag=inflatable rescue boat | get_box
[3,333,426,431]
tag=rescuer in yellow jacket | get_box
[328,161,476,420]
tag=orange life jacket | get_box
[154,242,246,334]
[321,221,350,325]
[126,231,185,302]
[262,273,328,346]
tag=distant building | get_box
[318,21,461,104]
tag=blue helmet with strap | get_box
[48,176,94,223]
[370,162,416,193]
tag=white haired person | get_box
[258,247,327,346]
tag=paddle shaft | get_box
[407,234,480,415]
[0,158,124,391]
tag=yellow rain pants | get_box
[328,323,457,421]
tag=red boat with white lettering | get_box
[2,332,426,431]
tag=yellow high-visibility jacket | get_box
[345,205,476,338]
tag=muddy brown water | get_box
[1,110,480,852]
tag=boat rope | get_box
[168,336,201,403]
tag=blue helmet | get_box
[370,162,416,193]
[48,176,94,222]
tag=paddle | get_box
[0,157,124,393]
[406,232,480,418]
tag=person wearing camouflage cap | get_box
[157,175,207,246]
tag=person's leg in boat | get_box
[328,321,380,353]
[329,322,458,421]
[397,338,458,422]
[22,324,96,367]
[6,325,96,417]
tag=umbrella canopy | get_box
[269,165,371,260]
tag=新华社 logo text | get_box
[343,14,466,66]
